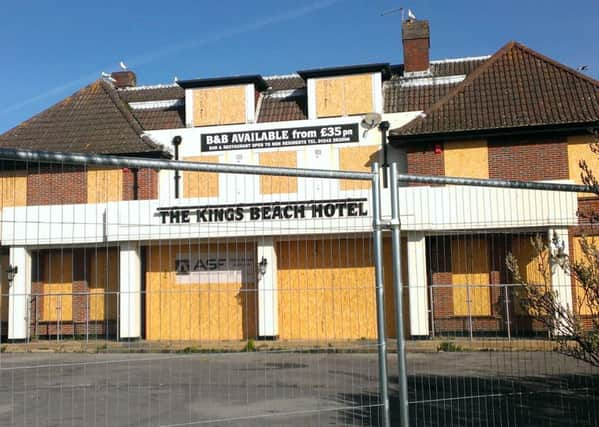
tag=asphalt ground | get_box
[0,351,597,426]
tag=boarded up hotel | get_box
[0,18,597,342]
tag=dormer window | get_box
[177,75,268,127]
[298,63,390,120]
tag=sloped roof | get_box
[257,94,307,123]
[391,42,599,139]
[0,80,167,155]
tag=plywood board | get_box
[0,171,27,208]
[339,146,378,190]
[193,88,220,126]
[259,151,298,194]
[183,155,220,198]
[87,168,123,203]
[42,252,73,321]
[568,135,598,198]
[276,237,404,340]
[219,85,246,125]
[88,248,119,320]
[571,236,596,315]
[451,237,491,316]
[145,242,256,341]
[343,74,373,116]
[444,140,489,179]
[316,78,344,118]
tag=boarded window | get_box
[259,151,298,194]
[183,156,220,198]
[571,236,596,315]
[338,146,378,190]
[87,168,123,203]
[316,74,373,118]
[42,252,73,321]
[193,85,246,126]
[0,171,27,208]
[451,237,491,316]
[88,248,119,320]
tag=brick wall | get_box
[123,168,158,200]
[406,144,444,185]
[488,136,568,181]
[27,165,86,205]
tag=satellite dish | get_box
[361,112,382,130]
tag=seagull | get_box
[119,61,128,71]
[407,8,416,20]
[577,65,590,72]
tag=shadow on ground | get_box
[337,373,599,426]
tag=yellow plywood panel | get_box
[510,235,550,315]
[316,78,344,118]
[451,237,491,316]
[339,146,378,190]
[259,151,298,194]
[145,242,256,341]
[277,238,380,340]
[344,74,373,116]
[193,88,221,126]
[0,171,27,208]
[571,236,596,315]
[219,85,246,125]
[42,252,73,321]
[568,135,599,197]
[444,140,489,179]
[88,248,119,320]
[87,168,123,203]
[0,254,8,322]
[183,155,220,198]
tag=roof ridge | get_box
[390,41,515,135]
[99,80,164,152]
[429,55,491,64]
[511,41,599,87]
[119,83,180,91]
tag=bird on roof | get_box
[576,65,590,72]
[119,61,128,71]
[407,8,416,20]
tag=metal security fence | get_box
[0,147,394,426]
[1,147,599,426]
[391,169,599,427]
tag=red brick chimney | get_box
[111,71,137,88]
[402,19,430,74]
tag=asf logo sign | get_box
[175,254,254,284]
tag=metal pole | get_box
[371,162,391,427]
[430,285,436,338]
[504,283,511,341]
[389,162,410,427]
[467,286,473,341]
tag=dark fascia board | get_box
[177,75,269,91]
[297,63,391,81]
[389,122,599,146]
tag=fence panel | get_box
[0,148,391,426]
[391,171,599,427]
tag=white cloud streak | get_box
[0,0,345,116]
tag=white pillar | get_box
[549,228,573,334]
[407,232,429,337]
[119,242,142,339]
[257,237,278,338]
[8,247,31,340]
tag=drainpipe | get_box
[379,121,390,188]
[172,135,182,198]
[131,168,139,200]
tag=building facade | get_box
[0,18,597,341]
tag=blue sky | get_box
[1,0,597,133]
